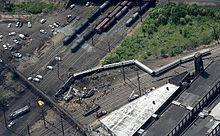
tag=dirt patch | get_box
[31,108,59,132]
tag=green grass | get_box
[103,4,220,65]
[0,2,54,14]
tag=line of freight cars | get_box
[71,1,132,53]
[95,1,131,34]
[126,2,150,27]
[63,0,112,46]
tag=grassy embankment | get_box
[0,2,54,14]
[103,4,220,65]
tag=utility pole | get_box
[211,25,218,40]
[122,64,125,82]
[60,114,65,136]
[108,42,111,53]
[41,106,46,128]
[55,57,64,83]
[91,37,94,46]
[139,4,142,22]
[27,124,31,136]
[57,60,60,80]
[137,72,141,96]
[2,109,8,129]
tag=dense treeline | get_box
[0,2,54,14]
[103,4,220,65]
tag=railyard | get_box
[0,0,220,136]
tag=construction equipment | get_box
[67,72,73,78]
[91,73,99,80]
[63,86,73,102]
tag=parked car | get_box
[0,35,3,39]
[36,75,43,80]
[9,32,16,36]
[49,24,54,29]
[14,52,22,58]
[0,39,2,43]
[85,2,90,7]
[55,56,61,61]
[19,34,26,40]
[40,29,47,34]
[8,121,15,128]
[8,23,12,28]
[13,39,19,44]
[27,22,32,28]
[96,110,107,118]
[53,23,59,28]
[3,44,7,50]
[6,43,12,50]
[67,15,72,20]
[46,66,53,70]
[56,22,61,27]
[70,4,75,9]
[27,77,32,81]
[0,58,3,63]
[40,19,46,24]
[33,78,40,82]
[24,34,30,37]
[16,22,20,27]
[19,22,23,27]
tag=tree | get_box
[185,15,192,23]
[180,17,186,25]
[158,14,167,25]
[0,94,7,110]
[142,26,146,37]
[160,48,166,57]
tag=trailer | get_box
[127,1,133,9]
[95,18,110,34]
[83,29,96,41]
[8,105,30,120]
[126,12,139,27]
[138,2,149,15]
[71,38,85,53]
[100,1,111,12]
[63,36,72,45]
[103,17,117,32]
[108,6,123,19]
[121,0,128,6]
[88,9,101,23]
[115,6,128,20]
